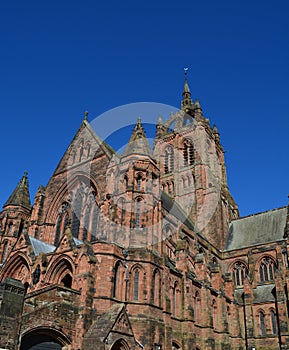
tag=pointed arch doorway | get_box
[110,339,130,350]
[20,328,70,350]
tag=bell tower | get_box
[154,72,239,249]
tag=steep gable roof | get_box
[225,206,287,251]
[3,172,31,210]
[122,117,152,158]
[52,117,116,176]
[83,303,135,346]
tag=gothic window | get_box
[227,305,231,333]
[212,299,217,329]
[79,141,84,162]
[61,274,72,288]
[259,256,276,282]
[259,311,266,336]
[124,175,129,189]
[152,269,161,306]
[164,146,174,174]
[82,206,90,241]
[271,309,277,335]
[113,261,120,298]
[32,264,41,285]
[8,222,13,233]
[194,291,201,322]
[172,282,178,316]
[136,174,142,190]
[135,198,142,228]
[183,140,194,166]
[71,188,83,239]
[54,215,62,246]
[91,204,99,242]
[1,241,8,264]
[133,268,140,300]
[86,143,91,157]
[282,248,288,268]
[72,150,76,164]
[63,213,70,233]
[233,261,247,287]
[172,342,181,350]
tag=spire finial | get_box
[84,111,89,121]
[184,67,188,79]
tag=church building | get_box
[0,78,288,350]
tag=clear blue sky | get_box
[0,0,288,217]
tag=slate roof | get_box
[83,303,132,344]
[225,207,287,251]
[29,236,55,256]
[253,284,275,303]
[234,284,275,305]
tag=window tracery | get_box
[233,261,247,287]
[259,256,276,282]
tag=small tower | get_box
[1,172,32,237]
[122,117,152,158]
[0,172,32,264]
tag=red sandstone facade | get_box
[0,79,288,350]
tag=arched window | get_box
[164,146,174,173]
[233,261,247,287]
[183,140,194,166]
[8,222,13,233]
[136,174,142,190]
[120,202,125,226]
[194,291,201,323]
[227,305,231,333]
[133,269,139,300]
[61,274,72,288]
[63,213,70,233]
[124,175,128,189]
[172,341,181,350]
[135,198,142,228]
[172,282,179,316]
[78,140,84,162]
[71,188,83,239]
[259,257,276,282]
[54,216,62,246]
[259,311,266,336]
[82,206,90,241]
[113,261,120,298]
[86,143,91,157]
[212,299,217,329]
[152,269,161,306]
[32,264,41,285]
[90,204,99,241]
[271,309,277,335]
[1,241,8,264]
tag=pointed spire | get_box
[4,172,31,210]
[181,68,194,114]
[122,118,152,157]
